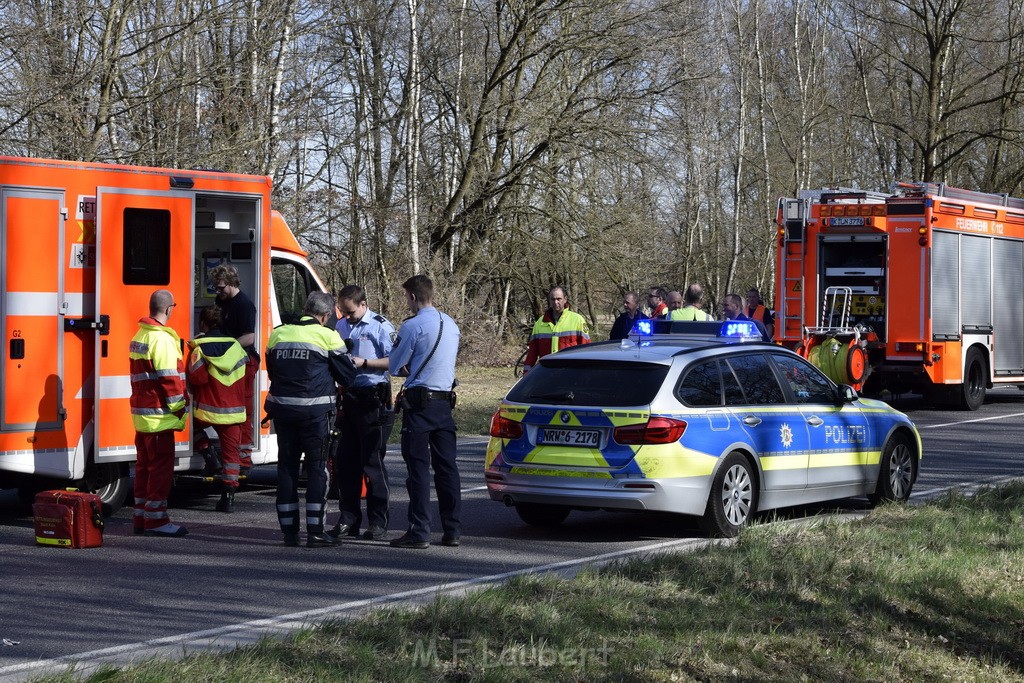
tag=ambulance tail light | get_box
[614,417,687,445]
[489,412,523,439]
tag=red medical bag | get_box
[33,489,105,548]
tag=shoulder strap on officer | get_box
[373,314,388,324]
[402,311,444,389]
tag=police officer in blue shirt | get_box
[328,284,396,541]
[388,275,462,549]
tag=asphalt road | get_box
[2,389,1024,681]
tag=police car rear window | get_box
[507,360,668,407]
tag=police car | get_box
[485,320,921,537]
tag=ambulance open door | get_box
[94,189,193,463]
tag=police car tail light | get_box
[613,417,687,445]
[489,411,524,439]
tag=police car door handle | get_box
[806,416,824,427]
[742,416,762,427]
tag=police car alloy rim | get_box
[888,440,913,500]
[722,463,753,526]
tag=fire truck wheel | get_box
[959,348,987,411]
[868,433,915,506]
[77,462,131,516]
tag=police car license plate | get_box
[538,428,600,447]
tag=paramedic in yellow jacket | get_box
[187,306,248,514]
[522,285,590,375]
[129,289,188,538]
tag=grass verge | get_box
[453,366,517,437]
[39,482,1024,682]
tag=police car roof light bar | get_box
[628,319,767,344]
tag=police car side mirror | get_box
[836,384,858,404]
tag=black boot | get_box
[200,447,223,478]
[215,487,234,513]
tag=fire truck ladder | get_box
[779,197,806,340]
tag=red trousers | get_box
[196,420,243,488]
[240,356,259,463]
[134,430,177,531]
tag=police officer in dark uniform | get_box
[265,291,356,547]
[388,275,462,549]
[328,284,395,541]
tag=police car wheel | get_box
[515,502,570,527]
[868,433,915,506]
[702,452,757,538]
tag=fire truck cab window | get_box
[122,208,171,285]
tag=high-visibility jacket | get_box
[265,316,356,421]
[129,318,187,433]
[669,306,709,321]
[524,308,590,367]
[187,333,248,425]
[747,304,768,323]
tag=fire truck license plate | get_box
[538,428,600,447]
[830,217,865,226]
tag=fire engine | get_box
[776,181,1024,411]
[0,156,329,510]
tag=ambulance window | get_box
[272,258,315,324]
[122,208,170,285]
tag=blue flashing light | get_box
[720,321,760,338]
[634,319,654,336]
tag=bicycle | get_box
[513,347,528,378]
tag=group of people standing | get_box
[517,283,775,376]
[128,270,462,550]
[611,284,775,340]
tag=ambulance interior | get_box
[189,195,261,464]
[818,238,887,341]
[192,195,260,336]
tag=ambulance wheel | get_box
[77,462,131,516]
[515,503,570,527]
[958,349,987,411]
[701,452,758,538]
[868,433,915,505]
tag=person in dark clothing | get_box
[265,291,356,548]
[609,291,648,340]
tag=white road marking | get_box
[918,411,1024,430]
[0,532,771,683]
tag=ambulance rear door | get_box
[94,188,194,463]
[1,188,66,434]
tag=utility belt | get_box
[343,382,393,422]
[396,385,456,412]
